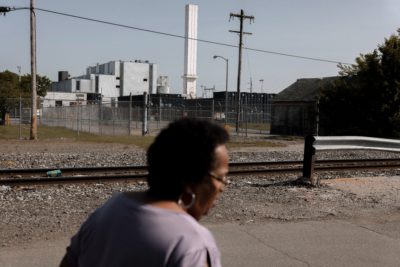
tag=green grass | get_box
[222,123,270,132]
[243,123,271,131]
[0,125,31,139]
[228,139,284,148]
[0,125,155,149]
[0,124,288,149]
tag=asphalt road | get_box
[1,217,400,267]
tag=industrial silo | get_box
[58,71,69,82]
[157,76,170,94]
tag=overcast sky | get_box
[1,0,400,96]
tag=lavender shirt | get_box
[65,192,222,267]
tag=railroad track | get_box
[1,158,400,186]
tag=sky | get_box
[1,0,400,96]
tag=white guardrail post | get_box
[302,135,400,186]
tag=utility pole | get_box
[17,66,22,139]
[30,0,37,140]
[230,9,254,133]
[0,5,36,137]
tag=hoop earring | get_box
[178,192,196,209]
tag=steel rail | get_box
[2,158,399,176]
[0,161,302,174]
[0,165,148,175]
[1,158,400,186]
[0,173,149,185]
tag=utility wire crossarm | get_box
[0,6,29,14]
[0,6,12,14]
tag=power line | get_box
[34,8,238,48]
[244,47,350,64]
[6,6,352,65]
[244,35,254,93]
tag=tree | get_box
[0,70,51,125]
[0,71,19,124]
[20,74,51,97]
[319,29,400,137]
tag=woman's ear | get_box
[184,182,198,194]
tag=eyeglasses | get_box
[209,173,229,186]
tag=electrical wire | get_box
[8,6,352,65]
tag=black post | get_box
[129,93,132,136]
[302,135,317,186]
[142,92,148,136]
[211,99,214,121]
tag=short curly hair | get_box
[146,118,229,200]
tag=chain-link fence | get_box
[2,96,272,137]
[1,98,32,124]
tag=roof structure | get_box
[274,76,338,102]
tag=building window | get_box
[55,101,62,107]
[116,85,120,88]
[116,77,120,80]
[95,76,99,93]
[143,78,148,82]
[76,80,80,91]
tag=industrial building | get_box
[118,91,275,124]
[48,60,159,102]
[270,77,337,136]
[45,3,197,107]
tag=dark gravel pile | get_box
[1,141,400,248]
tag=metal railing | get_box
[302,135,400,186]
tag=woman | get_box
[60,118,229,267]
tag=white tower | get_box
[182,4,198,98]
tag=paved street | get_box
[1,217,400,267]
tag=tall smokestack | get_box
[182,4,198,98]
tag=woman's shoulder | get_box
[111,192,217,245]
[168,218,221,266]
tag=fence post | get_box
[158,96,162,128]
[245,105,248,138]
[211,99,214,121]
[19,96,22,139]
[142,92,148,136]
[77,100,80,137]
[129,93,132,136]
[62,107,68,129]
[302,135,318,186]
[88,104,91,133]
[112,106,115,136]
[136,105,139,129]
[99,99,103,135]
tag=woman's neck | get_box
[124,191,186,213]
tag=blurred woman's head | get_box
[146,118,229,219]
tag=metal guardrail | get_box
[302,135,400,186]
[313,136,400,152]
